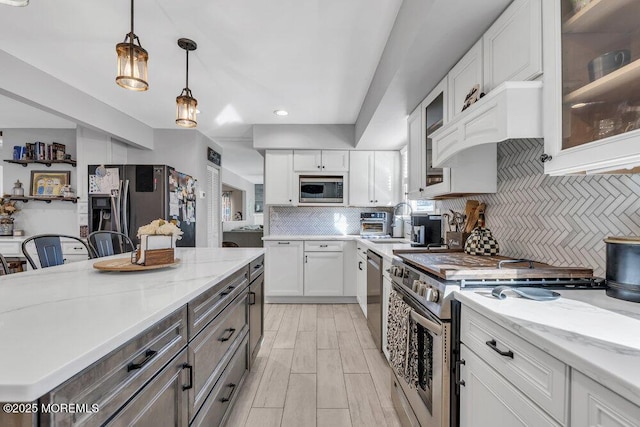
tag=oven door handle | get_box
[410,310,442,336]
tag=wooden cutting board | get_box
[394,251,593,281]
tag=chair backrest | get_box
[21,234,91,269]
[222,241,239,247]
[0,253,9,276]
[88,231,135,258]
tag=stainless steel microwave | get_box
[299,176,344,203]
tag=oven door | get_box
[360,220,387,236]
[391,282,450,427]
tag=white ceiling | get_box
[0,0,402,139]
[0,94,75,129]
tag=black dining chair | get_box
[88,231,135,258]
[21,234,91,269]
[0,253,10,276]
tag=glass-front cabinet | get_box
[543,0,640,174]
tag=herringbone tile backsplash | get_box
[269,206,393,236]
[439,139,640,277]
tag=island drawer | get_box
[249,255,264,282]
[188,289,248,420]
[40,306,188,427]
[190,333,249,427]
[188,267,249,339]
[461,307,568,424]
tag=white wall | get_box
[253,124,355,150]
[221,168,256,231]
[1,128,78,236]
[127,129,224,247]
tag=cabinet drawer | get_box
[249,255,264,282]
[304,240,344,252]
[188,267,249,338]
[460,344,561,427]
[571,370,640,427]
[188,290,248,420]
[41,307,188,427]
[461,307,568,424]
[104,348,189,427]
[191,334,249,427]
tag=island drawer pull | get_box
[127,349,158,371]
[277,242,290,245]
[220,286,235,297]
[182,363,193,390]
[248,292,256,305]
[220,383,237,402]
[253,263,263,269]
[219,328,236,342]
[320,244,328,248]
[486,339,514,358]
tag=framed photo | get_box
[30,170,71,197]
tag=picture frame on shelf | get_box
[30,170,71,197]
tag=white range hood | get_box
[431,81,543,167]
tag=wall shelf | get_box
[4,159,77,168]
[563,0,640,33]
[4,196,79,204]
[563,58,640,105]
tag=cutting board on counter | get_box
[393,251,593,281]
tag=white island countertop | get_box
[0,247,264,402]
[455,289,640,407]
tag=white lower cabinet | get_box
[356,243,367,317]
[571,371,640,427]
[304,250,344,296]
[264,241,304,296]
[460,344,560,427]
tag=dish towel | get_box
[405,315,419,389]
[387,289,411,378]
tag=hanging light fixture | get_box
[0,0,29,6]
[176,38,198,128]
[115,0,149,91]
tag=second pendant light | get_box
[176,38,198,128]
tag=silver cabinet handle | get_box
[305,255,308,263]
[278,242,290,245]
[320,244,328,248]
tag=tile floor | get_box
[224,304,402,427]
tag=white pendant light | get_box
[0,0,29,6]
[115,0,149,91]
[176,38,198,128]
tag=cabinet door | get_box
[349,151,374,206]
[459,344,560,427]
[356,254,367,317]
[105,349,189,427]
[421,77,451,197]
[448,40,483,120]
[321,151,350,172]
[249,274,264,362]
[571,370,640,427]
[304,251,344,296]
[265,150,294,205]
[293,150,322,172]
[407,106,424,198]
[265,241,304,296]
[373,151,400,206]
[483,0,542,92]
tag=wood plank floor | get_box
[225,304,401,427]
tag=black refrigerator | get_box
[88,164,196,246]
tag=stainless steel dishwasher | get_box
[366,250,382,351]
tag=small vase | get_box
[0,215,14,236]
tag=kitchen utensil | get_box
[588,49,630,82]
[463,200,479,229]
[604,236,640,302]
[492,286,560,301]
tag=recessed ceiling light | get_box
[0,0,29,6]
[274,110,289,116]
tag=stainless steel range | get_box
[387,250,603,427]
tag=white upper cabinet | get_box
[483,0,543,92]
[265,150,295,205]
[448,40,484,120]
[349,151,400,206]
[294,150,349,172]
[542,0,640,175]
[407,107,424,197]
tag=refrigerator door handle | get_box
[122,179,130,238]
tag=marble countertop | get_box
[263,235,414,261]
[0,247,264,402]
[455,289,640,407]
